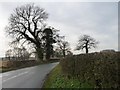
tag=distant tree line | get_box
[5,46,30,61]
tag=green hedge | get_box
[60,52,119,88]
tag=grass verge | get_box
[43,64,93,88]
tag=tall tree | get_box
[6,4,48,61]
[76,35,99,53]
[42,28,56,60]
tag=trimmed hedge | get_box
[60,51,119,88]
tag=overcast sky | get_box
[0,0,118,57]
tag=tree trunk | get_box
[36,47,43,62]
[45,44,52,61]
[63,50,65,57]
[46,49,50,61]
[85,46,88,54]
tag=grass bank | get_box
[43,64,93,88]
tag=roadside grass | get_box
[43,64,93,88]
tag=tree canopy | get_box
[6,4,49,61]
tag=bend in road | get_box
[0,62,59,89]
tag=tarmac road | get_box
[0,62,59,89]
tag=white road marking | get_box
[0,73,10,78]
[2,73,10,77]
[3,71,29,83]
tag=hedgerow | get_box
[60,51,119,88]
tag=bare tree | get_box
[21,47,31,60]
[5,49,12,60]
[54,47,63,58]
[76,35,99,53]
[6,4,48,61]
[57,36,71,57]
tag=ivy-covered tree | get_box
[42,28,56,60]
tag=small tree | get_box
[57,36,71,57]
[76,35,99,53]
[20,47,31,60]
[5,49,12,60]
[54,48,63,58]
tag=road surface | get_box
[0,62,59,89]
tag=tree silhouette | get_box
[76,35,98,53]
[42,28,56,60]
[6,4,48,61]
